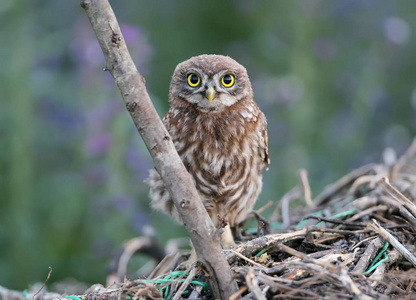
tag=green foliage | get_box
[1,0,415,289]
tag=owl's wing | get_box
[259,113,270,170]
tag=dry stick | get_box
[379,177,415,207]
[33,266,52,299]
[245,269,267,300]
[228,249,265,268]
[378,176,416,217]
[229,286,249,300]
[406,280,415,293]
[80,1,237,298]
[350,236,377,251]
[378,195,416,227]
[255,200,273,215]
[346,175,383,197]
[188,285,203,299]
[113,236,161,284]
[225,228,307,264]
[346,205,388,223]
[353,237,384,273]
[172,266,199,300]
[367,219,416,268]
[298,169,314,207]
[271,185,302,226]
[314,163,377,206]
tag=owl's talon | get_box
[177,247,198,270]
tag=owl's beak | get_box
[205,85,216,103]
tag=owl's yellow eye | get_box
[221,74,235,88]
[187,74,200,87]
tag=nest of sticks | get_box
[3,140,416,300]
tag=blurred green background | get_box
[1,0,415,289]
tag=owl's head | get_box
[169,54,252,112]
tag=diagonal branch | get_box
[80,0,238,298]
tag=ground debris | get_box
[105,139,416,299]
[2,141,416,300]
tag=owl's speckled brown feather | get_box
[146,54,269,244]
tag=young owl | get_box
[146,54,269,247]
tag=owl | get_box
[146,54,269,247]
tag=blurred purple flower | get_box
[84,133,112,158]
[121,24,140,45]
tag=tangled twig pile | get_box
[103,140,416,299]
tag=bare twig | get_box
[225,229,307,264]
[245,269,267,300]
[314,164,378,206]
[228,249,266,268]
[229,285,249,300]
[271,185,302,225]
[172,266,199,300]
[298,169,314,207]
[378,177,415,207]
[367,219,416,267]
[33,266,52,299]
[353,237,384,273]
[106,236,165,285]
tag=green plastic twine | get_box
[365,241,390,274]
[364,253,388,274]
[145,270,210,298]
[65,295,83,300]
[256,248,269,257]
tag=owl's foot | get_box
[221,224,235,248]
[177,246,197,270]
